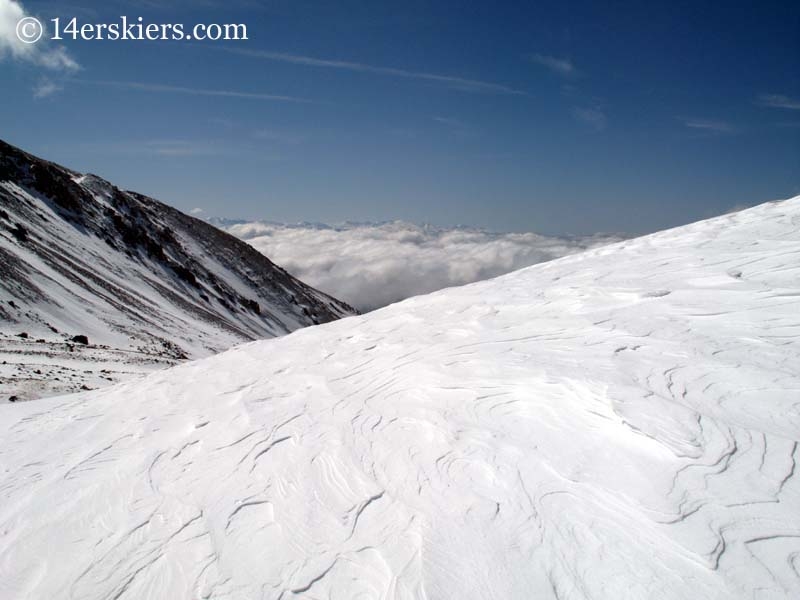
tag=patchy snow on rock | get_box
[0,140,355,400]
[0,197,798,599]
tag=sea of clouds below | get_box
[222,220,626,312]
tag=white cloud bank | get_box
[225,221,624,311]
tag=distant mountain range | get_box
[0,139,356,400]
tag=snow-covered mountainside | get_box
[0,140,355,400]
[1,197,799,599]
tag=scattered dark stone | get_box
[240,298,261,314]
[71,335,89,345]
[36,339,45,343]
[16,332,29,339]
[172,263,199,287]
[10,223,29,242]
[8,396,17,403]
[0,208,8,220]
[8,300,17,309]
[80,385,91,391]
[34,369,42,375]
[49,326,59,333]
[144,237,165,261]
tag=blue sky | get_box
[1,0,798,234]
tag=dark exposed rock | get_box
[171,263,199,287]
[10,223,28,242]
[71,335,89,345]
[240,298,261,314]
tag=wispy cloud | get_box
[208,118,308,144]
[432,116,476,137]
[0,0,79,71]
[433,115,466,129]
[145,140,227,157]
[78,80,312,103]
[529,54,576,77]
[25,1,98,17]
[1,0,79,97]
[222,47,527,96]
[32,77,61,98]
[432,116,465,128]
[207,116,237,129]
[572,107,607,131]
[680,118,734,134]
[124,0,256,7]
[252,129,308,145]
[67,139,241,158]
[756,93,800,110]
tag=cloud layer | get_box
[225,221,624,311]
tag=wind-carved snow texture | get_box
[0,140,355,400]
[1,197,799,599]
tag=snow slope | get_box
[0,140,355,400]
[0,197,799,599]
